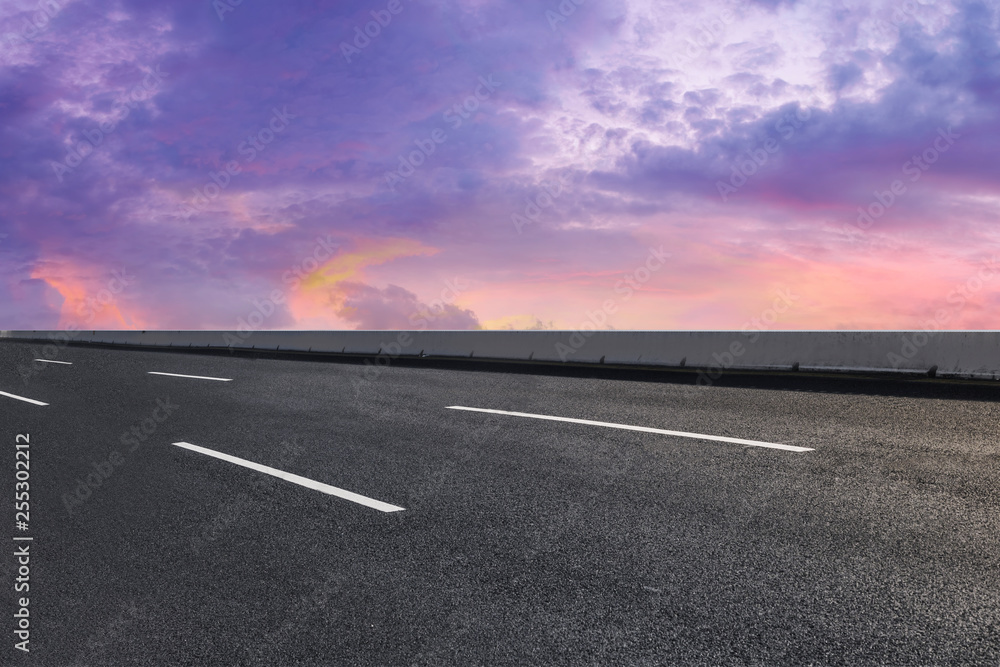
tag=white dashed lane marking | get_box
[171,442,406,512]
[0,390,48,406]
[446,406,813,453]
[148,372,232,382]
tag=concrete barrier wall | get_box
[2,330,998,380]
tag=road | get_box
[1,340,999,666]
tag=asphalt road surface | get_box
[1,340,999,666]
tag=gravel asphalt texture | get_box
[1,340,999,666]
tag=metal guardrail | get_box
[2,330,999,380]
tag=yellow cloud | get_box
[301,237,438,291]
[479,314,556,330]
[288,236,439,326]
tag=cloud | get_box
[335,281,480,330]
[2,0,999,331]
[481,314,556,330]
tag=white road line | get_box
[171,442,405,512]
[0,391,48,407]
[33,359,72,365]
[446,406,813,453]
[148,372,232,382]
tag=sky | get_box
[1,0,999,331]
